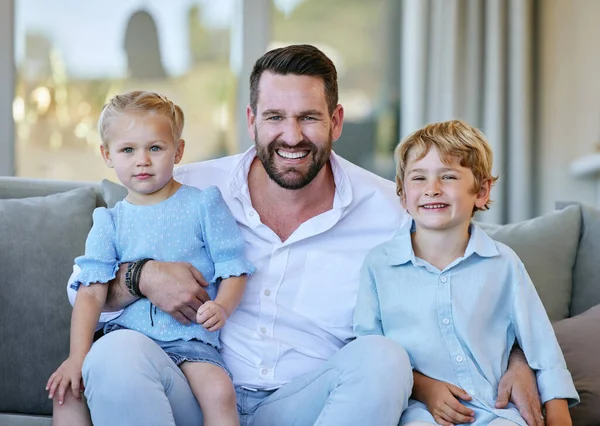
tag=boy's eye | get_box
[442,175,457,180]
[150,146,161,152]
[122,147,133,153]
[412,176,425,181]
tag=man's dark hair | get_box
[249,44,338,116]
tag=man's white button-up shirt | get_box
[68,147,407,389]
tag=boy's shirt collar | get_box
[385,218,500,267]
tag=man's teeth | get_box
[277,150,309,159]
[422,204,447,209]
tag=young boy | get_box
[354,120,578,426]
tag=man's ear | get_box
[174,139,185,164]
[475,179,492,209]
[246,105,256,141]
[100,145,113,168]
[330,104,344,142]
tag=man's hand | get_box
[139,261,210,325]
[496,347,544,426]
[196,301,229,332]
[412,372,474,425]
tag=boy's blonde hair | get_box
[394,120,499,212]
[98,90,184,146]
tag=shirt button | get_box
[261,369,268,375]
[249,210,256,217]
[442,318,450,325]
[456,355,463,363]
[469,389,476,396]
[264,289,271,297]
[260,327,267,334]
[440,276,447,283]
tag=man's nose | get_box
[279,120,303,146]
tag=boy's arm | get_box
[545,399,571,426]
[412,371,475,426]
[353,260,384,337]
[509,261,578,423]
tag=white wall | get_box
[539,0,600,212]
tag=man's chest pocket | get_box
[292,252,360,328]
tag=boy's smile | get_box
[402,146,490,233]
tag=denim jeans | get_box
[82,330,412,426]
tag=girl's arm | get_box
[196,275,247,331]
[70,283,109,362]
[47,282,108,405]
[214,275,247,318]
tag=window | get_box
[14,0,238,181]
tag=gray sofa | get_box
[1,177,599,425]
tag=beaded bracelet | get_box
[125,258,153,298]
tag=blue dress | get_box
[74,184,255,349]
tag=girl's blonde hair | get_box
[98,90,184,146]
[394,120,499,212]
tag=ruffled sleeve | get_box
[74,207,119,287]
[198,186,255,282]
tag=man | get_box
[61,44,543,426]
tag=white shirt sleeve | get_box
[68,264,124,325]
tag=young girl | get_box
[354,120,578,426]
[46,91,254,426]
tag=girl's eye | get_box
[412,176,425,181]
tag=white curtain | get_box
[400,0,535,224]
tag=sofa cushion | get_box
[554,304,600,425]
[0,188,97,415]
[568,204,600,316]
[477,204,581,322]
[100,179,128,208]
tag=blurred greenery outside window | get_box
[15,0,399,182]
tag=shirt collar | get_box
[227,146,353,209]
[386,219,499,266]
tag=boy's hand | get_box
[46,357,85,405]
[196,300,228,332]
[422,381,475,425]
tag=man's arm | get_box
[495,345,544,426]
[107,260,211,325]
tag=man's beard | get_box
[254,128,333,190]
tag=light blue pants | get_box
[82,330,412,426]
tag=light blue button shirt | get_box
[354,220,578,425]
